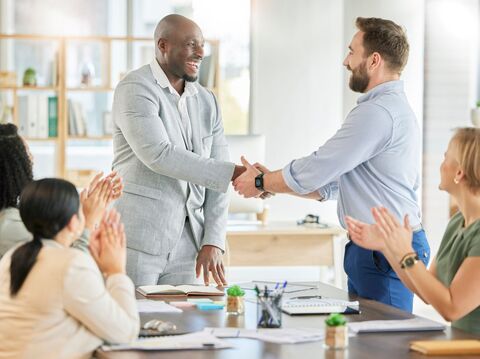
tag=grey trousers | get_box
[126,222,200,286]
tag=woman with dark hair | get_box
[0,123,124,256]
[0,123,34,253]
[0,178,139,358]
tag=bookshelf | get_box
[0,34,220,181]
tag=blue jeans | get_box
[344,230,430,312]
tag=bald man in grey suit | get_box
[112,15,245,286]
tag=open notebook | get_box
[137,285,224,297]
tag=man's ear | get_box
[368,52,382,70]
[158,38,167,55]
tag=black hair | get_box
[9,178,80,296]
[0,123,33,210]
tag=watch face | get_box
[255,178,261,187]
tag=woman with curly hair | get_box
[0,124,34,255]
[0,123,124,256]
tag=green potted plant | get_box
[472,100,480,127]
[325,313,348,349]
[22,67,37,86]
[226,285,245,315]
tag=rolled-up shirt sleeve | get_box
[318,181,339,201]
[282,103,394,195]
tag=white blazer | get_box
[0,241,139,359]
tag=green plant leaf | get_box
[226,285,245,297]
[325,313,346,326]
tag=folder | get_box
[410,340,480,356]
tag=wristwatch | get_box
[400,253,419,269]
[254,173,265,192]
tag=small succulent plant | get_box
[325,313,346,327]
[226,285,245,297]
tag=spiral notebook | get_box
[281,297,360,315]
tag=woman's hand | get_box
[345,215,387,251]
[89,209,126,276]
[371,207,415,261]
[104,171,124,202]
[81,178,112,231]
[82,171,124,231]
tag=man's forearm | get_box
[263,170,320,200]
[263,170,292,193]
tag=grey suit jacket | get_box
[112,60,234,256]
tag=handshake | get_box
[231,156,274,199]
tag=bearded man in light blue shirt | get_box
[234,17,430,312]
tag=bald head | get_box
[153,14,205,86]
[154,14,201,50]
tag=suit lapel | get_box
[187,96,202,155]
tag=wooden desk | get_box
[226,222,346,287]
[96,282,479,359]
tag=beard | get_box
[348,61,369,93]
[183,74,198,82]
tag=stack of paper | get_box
[136,299,183,313]
[349,318,445,333]
[204,327,325,344]
[101,332,232,351]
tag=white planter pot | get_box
[471,108,480,127]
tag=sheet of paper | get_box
[101,332,232,351]
[136,299,183,313]
[348,317,445,333]
[235,281,316,293]
[203,327,325,344]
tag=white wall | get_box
[423,0,480,253]
[250,0,344,224]
[250,0,426,225]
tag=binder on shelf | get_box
[18,94,50,139]
[37,94,49,138]
[48,96,58,137]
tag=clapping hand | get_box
[89,209,126,276]
[346,207,415,260]
[82,171,124,231]
[370,207,415,259]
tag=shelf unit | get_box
[0,34,219,180]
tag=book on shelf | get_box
[18,94,49,138]
[67,99,87,136]
[137,284,224,297]
[17,94,56,139]
[48,96,58,137]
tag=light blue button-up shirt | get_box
[282,80,422,228]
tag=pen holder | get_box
[257,291,282,328]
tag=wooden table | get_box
[226,222,346,287]
[96,282,479,359]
